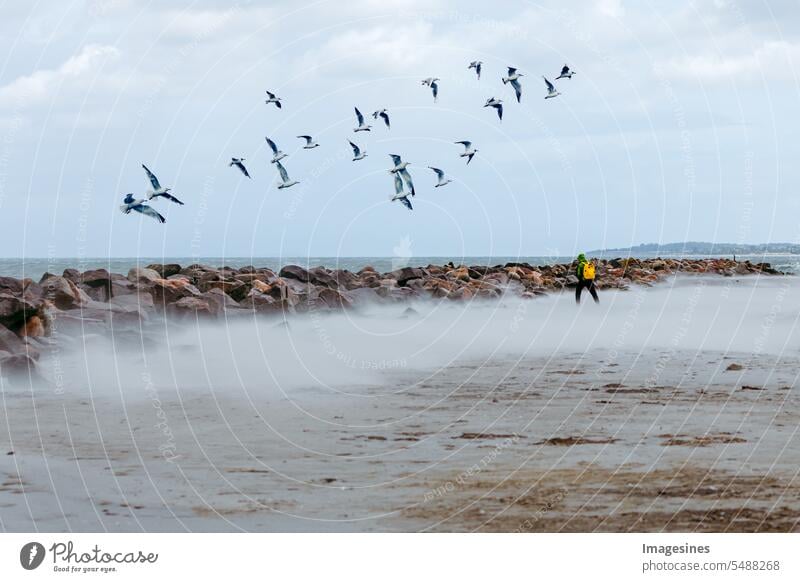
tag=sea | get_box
[1,254,799,280]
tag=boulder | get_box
[62,268,81,283]
[0,294,37,331]
[146,263,182,278]
[150,278,202,307]
[128,267,161,284]
[202,289,240,313]
[307,267,338,288]
[389,267,426,286]
[0,276,22,295]
[313,288,352,310]
[40,276,90,310]
[168,296,214,317]
[279,265,310,283]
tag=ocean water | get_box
[1,253,798,280]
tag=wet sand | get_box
[1,277,799,532]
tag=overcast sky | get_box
[1,0,798,259]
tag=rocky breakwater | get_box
[0,258,781,377]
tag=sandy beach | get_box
[1,274,799,532]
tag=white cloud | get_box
[661,40,800,82]
[0,44,120,107]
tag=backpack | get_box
[583,262,595,280]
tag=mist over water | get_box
[34,276,798,401]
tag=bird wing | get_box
[510,78,522,102]
[380,111,390,128]
[429,166,444,179]
[265,90,275,99]
[236,161,251,178]
[399,168,415,196]
[393,173,404,196]
[159,192,184,205]
[544,77,555,92]
[467,153,475,165]
[133,203,166,223]
[561,65,570,75]
[123,193,135,204]
[275,100,282,109]
[389,154,402,167]
[349,141,360,156]
[507,66,517,75]
[455,140,471,149]
[276,161,290,182]
[476,63,481,79]
[297,135,311,144]
[265,137,279,154]
[142,164,160,190]
[355,107,364,125]
[431,81,438,100]
[400,196,413,211]
[496,103,503,120]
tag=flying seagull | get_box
[484,97,503,121]
[556,64,575,80]
[372,109,390,129]
[349,140,367,161]
[543,77,560,99]
[502,67,524,103]
[265,90,282,108]
[429,167,452,188]
[455,141,477,165]
[389,154,415,196]
[297,135,320,149]
[353,107,371,132]
[265,137,287,163]
[421,77,439,102]
[141,164,184,205]
[229,157,251,178]
[275,161,299,189]
[468,60,482,80]
[391,173,413,211]
[120,194,166,223]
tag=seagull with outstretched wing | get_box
[354,107,371,132]
[229,157,251,178]
[484,97,503,121]
[556,64,575,80]
[455,141,477,165]
[468,60,482,80]
[120,193,166,223]
[265,137,287,163]
[265,90,282,108]
[391,173,413,211]
[142,164,184,205]
[276,160,299,189]
[502,67,524,102]
[543,76,560,99]
[429,167,452,188]
[421,77,440,102]
[297,135,320,149]
[388,154,415,196]
[372,109,390,129]
[349,140,367,161]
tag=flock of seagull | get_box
[120,63,576,221]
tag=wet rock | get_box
[40,276,91,310]
[312,288,352,310]
[389,267,426,286]
[168,296,214,317]
[150,278,202,307]
[279,265,310,283]
[0,294,36,332]
[0,276,23,295]
[202,289,240,313]
[146,263,182,278]
[128,267,161,284]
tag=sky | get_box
[1,0,799,260]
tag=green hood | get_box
[577,253,587,263]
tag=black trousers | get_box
[575,279,599,304]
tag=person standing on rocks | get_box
[575,253,599,305]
